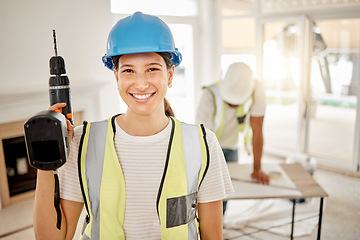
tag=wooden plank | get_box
[226,163,328,200]
[226,163,302,200]
[281,163,328,198]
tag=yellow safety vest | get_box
[78,116,209,239]
[204,82,253,154]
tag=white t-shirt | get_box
[58,118,233,239]
[195,80,266,149]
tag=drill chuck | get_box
[50,55,66,75]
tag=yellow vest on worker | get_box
[78,116,209,240]
[204,82,253,154]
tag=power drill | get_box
[24,30,72,171]
[24,30,73,229]
[49,30,73,125]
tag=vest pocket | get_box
[166,192,197,228]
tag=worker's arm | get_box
[198,200,223,240]
[250,116,269,184]
[34,102,82,239]
[34,171,84,240]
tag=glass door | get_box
[261,19,304,155]
[307,18,360,170]
[262,16,360,172]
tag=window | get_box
[308,18,360,164]
[110,0,198,16]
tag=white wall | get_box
[0,0,122,122]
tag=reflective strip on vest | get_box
[79,118,125,239]
[206,83,253,154]
[79,116,208,240]
[205,83,226,137]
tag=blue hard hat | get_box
[102,12,182,70]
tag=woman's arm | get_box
[34,102,83,239]
[198,200,223,240]
[34,170,83,240]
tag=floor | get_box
[0,156,360,240]
[223,165,360,240]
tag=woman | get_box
[34,12,233,240]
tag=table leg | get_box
[291,199,296,240]
[317,197,324,240]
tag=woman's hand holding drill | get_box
[49,103,74,142]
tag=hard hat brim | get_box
[102,50,182,71]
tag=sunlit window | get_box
[261,0,360,12]
[222,18,255,50]
[110,0,198,16]
[221,0,254,16]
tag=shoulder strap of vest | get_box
[198,124,210,187]
[204,83,227,137]
[77,116,118,226]
[156,117,175,218]
[235,94,254,155]
[111,114,122,135]
[78,120,90,224]
[202,82,219,111]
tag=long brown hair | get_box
[112,52,175,117]
[164,98,174,117]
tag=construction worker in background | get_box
[196,62,270,214]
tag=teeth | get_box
[133,93,152,99]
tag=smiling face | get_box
[114,52,174,118]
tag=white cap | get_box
[219,62,255,105]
